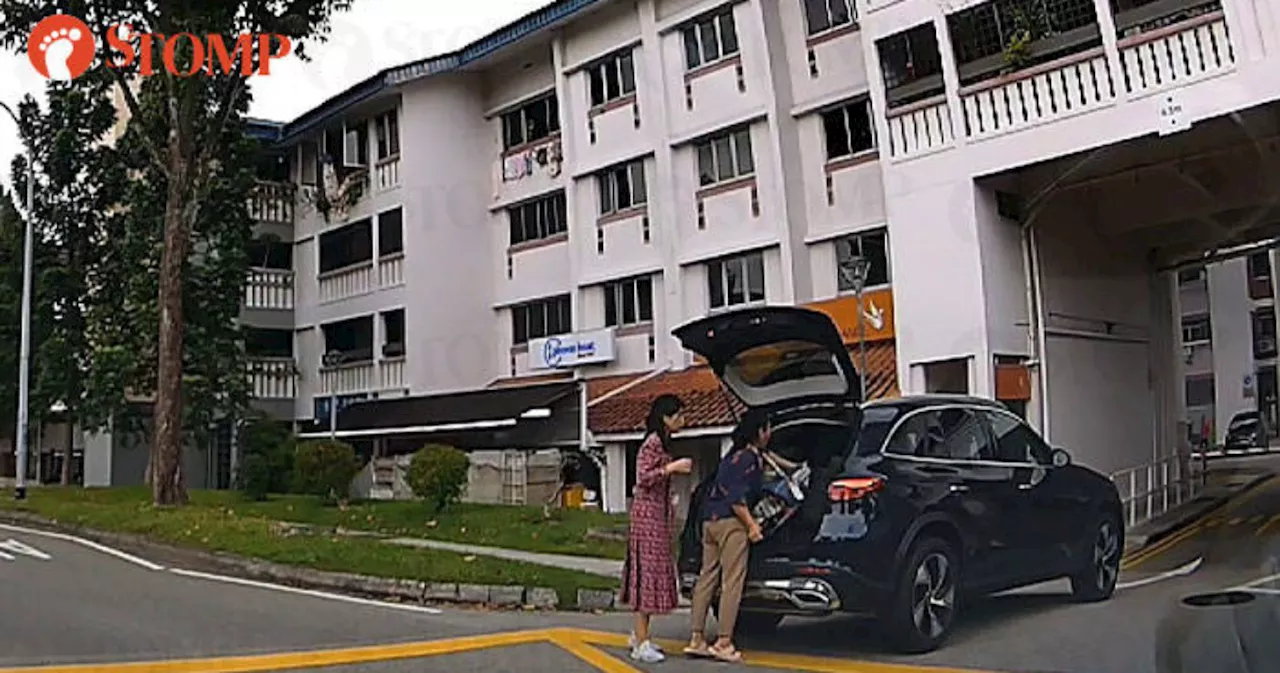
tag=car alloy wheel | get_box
[911,551,956,640]
[1093,520,1120,592]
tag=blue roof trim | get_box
[279,0,606,145]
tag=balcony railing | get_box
[248,358,297,399]
[379,253,405,288]
[318,262,374,302]
[320,360,376,395]
[379,357,406,390]
[1118,10,1234,95]
[249,181,294,225]
[375,156,401,191]
[886,95,956,158]
[244,268,294,310]
[960,48,1116,140]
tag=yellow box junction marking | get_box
[0,627,995,673]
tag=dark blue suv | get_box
[675,306,1124,653]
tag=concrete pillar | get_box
[1149,269,1180,462]
[603,443,628,513]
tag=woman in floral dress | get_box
[620,393,691,663]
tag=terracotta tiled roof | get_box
[588,341,901,436]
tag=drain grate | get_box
[1181,591,1257,607]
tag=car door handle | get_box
[949,484,970,493]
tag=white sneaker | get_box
[628,632,664,652]
[630,640,666,663]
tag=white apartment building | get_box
[1177,249,1280,446]
[74,0,1280,509]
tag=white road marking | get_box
[1241,587,1280,595]
[0,538,51,560]
[1233,571,1280,590]
[1116,557,1203,591]
[0,550,13,561]
[0,523,165,570]
[167,568,444,615]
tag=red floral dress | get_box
[620,432,678,614]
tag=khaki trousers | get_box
[690,518,750,639]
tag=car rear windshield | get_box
[849,405,903,460]
[1229,415,1259,431]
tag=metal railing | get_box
[1111,451,1208,528]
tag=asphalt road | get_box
[2,455,1279,673]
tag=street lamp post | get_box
[322,351,346,440]
[848,256,872,400]
[1,101,36,501]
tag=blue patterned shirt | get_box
[702,448,763,522]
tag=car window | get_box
[936,408,995,461]
[980,410,1051,464]
[884,410,943,457]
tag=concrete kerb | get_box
[0,510,620,612]
[1122,470,1276,556]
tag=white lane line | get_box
[167,568,444,616]
[0,522,165,571]
[0,538,51,560]
[1241,587,1280,595]
[1232,571,1280,590]
[0,550,13,561]
[1117,556,1203,591]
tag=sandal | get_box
[683,641,712,658]
[709,642,744,663]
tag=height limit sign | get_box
[1159,94,1191,136]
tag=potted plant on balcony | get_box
[1001,1,1051,72]
[300,155,366,222]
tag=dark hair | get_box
[645,394,684,445]
[730,407,771,452]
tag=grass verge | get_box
[0,487,619,606]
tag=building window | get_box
[1177,266,1205,285]
[946,0,1097,82]
[876,23,944,106]
[374,108,400,160]
[501,94,560,151]
[512,295,572,345]
[1185,375,1215,408]
[318,218,373,273]
[509,192,568,246]
[708,251,766,310]
[382,308,406,357]
[322,315,374,363]
[588,49,637,107]
[682,8,740,70]
[244,327,293,359]
[696,127,754,187]
[1248,251,1274,299]
[822,99,875,160]
[598,160,647,216]
[378,207,403,256]
[1254,307,1277,359]
[247,237,292,270]
[299,141,319,185]
[604,276,654,327]
[836,229,890,291]
[1182,315,1211,344]
[804,0,854,35]
[326,124,367,172]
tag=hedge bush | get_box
[292,439,362,503]
[236,412,296,500]
[406,444,470,513]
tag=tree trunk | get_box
[150,160,193,506]
[61,418,73,486]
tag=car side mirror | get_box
[1050,448,1071,468]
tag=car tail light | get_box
[827,477,884,502]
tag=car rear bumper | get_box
[680,563,882,617]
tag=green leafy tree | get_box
[7,69,125,485]
[0,0,351,504]
[406,445,471,513]
[236,409,295,500]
